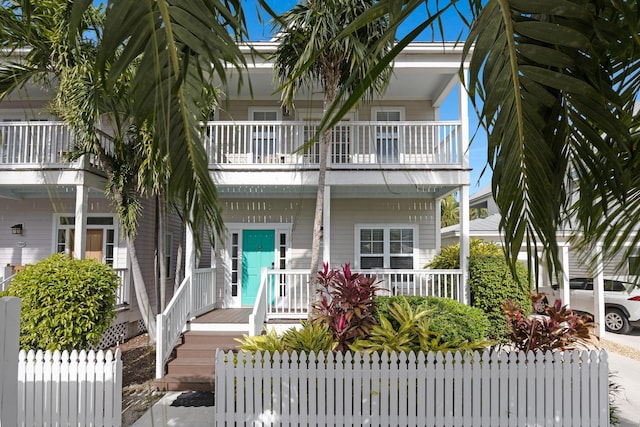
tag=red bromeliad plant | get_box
[503,293,595,353]
[311,263,381,352]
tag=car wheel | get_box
[535,297,549,314]
[605,308,631,334]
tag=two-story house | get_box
[1,42,473,384]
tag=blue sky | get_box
[243,0,491,194]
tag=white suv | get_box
[538,278,640,334]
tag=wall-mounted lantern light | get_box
[11,224,23,235]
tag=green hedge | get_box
[3,253,120,350]
[469,254,531,339]
[375,295,490,343]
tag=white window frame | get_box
[52,213,119,265]
[354,224,418,270]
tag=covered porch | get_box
[155,266,464,381]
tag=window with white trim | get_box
[357,226,415,269]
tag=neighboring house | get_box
[442,187,639,335]
[0,52,188,346]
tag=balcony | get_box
[0,121,112,170]
[0,120,463,170]
[205,121,462,169]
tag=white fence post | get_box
[0,296,21,427]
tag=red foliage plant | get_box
[502,293,595,353]
[311,263,381,352]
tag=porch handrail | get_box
[249,268,269,336]
[155,268,218,379]
[0,274,16,293]
[113,268,131,306]
[262,268,464,320]
[156,275,191,379]
[204,120,462,167]
[191,267,217,317]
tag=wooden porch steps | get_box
[155,331,244,392]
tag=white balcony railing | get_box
[0,120,462,169]
[204,121,462,167]
[0,122,73,165]
[0,121,114,170]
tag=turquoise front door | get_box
[241,230,275,306]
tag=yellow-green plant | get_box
[236,322,337,354]
[351,299,492,354]
[236,328,285,353]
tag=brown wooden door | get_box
[86,229,103,262]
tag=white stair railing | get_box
[248,268,269,336]
[155,268,218,379]
[155,276,191,379]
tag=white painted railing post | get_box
[155,313,165,379]
[1,296,21,427]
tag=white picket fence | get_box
[16,348,122,427]
[215,349,609,426]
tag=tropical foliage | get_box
[2,254,120,350]
[350,299,492,354]
[311,263,380,352]
[503,295,594,352]
[375,295,490,343]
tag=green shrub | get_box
[427,238,503,269]
[4,253,120,350]
[351,299,491,353]
[469,254,531,339]
[375,296,490,343]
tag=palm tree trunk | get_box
[126,236,157,344]
[309,65,340,307]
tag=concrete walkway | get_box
[133,336,640,427]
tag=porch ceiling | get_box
[216,184,454,199]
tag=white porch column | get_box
[434,197,442,253]
[593,242,606,338]
[322,185,331,265]
[459,185,470,304]
[185,222,195,278]
[561,243,571,307]
[459,68,470,170]
[74,183,88,260]
[458,67,471,305]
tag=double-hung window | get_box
[357,225,416,270]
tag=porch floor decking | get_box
[190,308,252,325]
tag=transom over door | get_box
[241,230,275,306]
